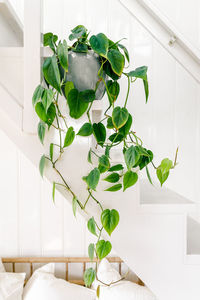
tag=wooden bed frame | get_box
[2,257,123,285]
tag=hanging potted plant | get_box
[32,25,178,287]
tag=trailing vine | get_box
[32,25,178,287]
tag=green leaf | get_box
[101,209,119,236]
[57,40,68,71]
[107,49,125,76]
[139,150,153,170]
[107,117,114,129]
[156,168,169,186]
[77,123,93,136]
[83,168,100,190]
[43,32,58,51]
[118,44,129,63]
[67,89,88,119]
[96,240,112,260]
[119,114,132,137]
[108,164,124,172]
[64,81,74,98]
[98,164,107,174]
[89,33,109,57]
[87,217,97,236]
[69,25,87,41]
[104,173,119,183]
[35,102,56,128]
[88,243,95,261]
[123,171,138,191]
[103,61,120,80]
[32,85,44,106]
[37,121,46,144]
[79,89,96,103]
[99,155,110,169]
[105,183,122,192]
[39,155,46,177]
[124,146,140,170]
[73,42,88,53]
[93,123,106,147]
[107,80,120,103]
[88,148,92,164]
[42,56,61,93]
[128,66,148,79]
[72,196,78,217]
[64,126,75,147]
[146,166,153,185]
[41,89,54,113]
[49,143,54,162]
[112,106,129,129]
[108,133,124,143]
[160,158,173,175]
[52,182,56,203]
[143,77,149,103]
[84,268,96,288]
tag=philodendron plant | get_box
[32,25,178,287]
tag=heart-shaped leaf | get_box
[87,217,97,236]
[67,89,88,119]
[101,209,119,236]
[108,164,124,172]
[112,106,129,129]
[42,55,61,93]
[108,133,124,143]
[99,155,110,169]
[42,89,54,113]
[124,146,140,170]
[79,90,96,103]
[84,268,96,288]
[77,123,93,136]
[118,44,129,63]
[64,81,74,98]
[96,240,112,259]
[89,33,109,57]
[160,158,173,175]
[128,66,148,79]
[88,243,95,261]
[69,25,87,41]
[123,171,138,191]
[57,40,68,71]
[157,168,169,186]
[107,80,120,103]
[107,49,125,76]
[64,126,75,147]
[93,123,106,147]
[39,155,46,178]
[107,117,114,129]
[32,85,44,106]
[83,168,100,191]
[103,61,120,80]
[105,184,122,192]
[35,102,56,128]
[119,114,132,137]
[104,173,119,183]
[139,150,153,170]
[37,121,46,144]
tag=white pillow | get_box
[0,259,5,273]
[23,263,96,300]
[93,258,121,289]
[0,272,26,300]
[98,280,156,300]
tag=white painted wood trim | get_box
[23,0,42,133]
[0,0,23,44]
[138,0,200,62]
[0,84,22,128]
[0,47,23,57]
[119,0,200,83]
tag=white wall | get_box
[1,0,200,264]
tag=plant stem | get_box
[88,190,103,211]
[124,75,130,108]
